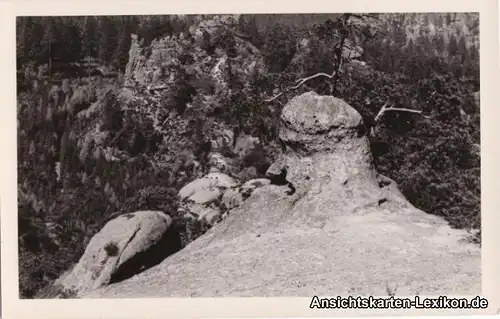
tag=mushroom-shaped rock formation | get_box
[84,92,480,298]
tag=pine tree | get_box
[457,35,468,62]
[405,38,415,55]
[432,33,446,53]
[40,17,58,74]
[435,15,443,28]
[20,17,45,64]
[422,14,430,26]
[98,17,118,65]
[16,17,32,64]
[81,16,98,75]
[393,26,407,47]
[61,21,82,64]
[446,13,452,25]
[448,35,458,56]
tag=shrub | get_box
[104,241,119,257]
[242,147,271,176]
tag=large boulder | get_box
[178,172,238,200]
[178,173,239,226]
[84,92,480,298]
[51,211,179,297]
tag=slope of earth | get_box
[84,92,480,298]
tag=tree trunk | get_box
[48,42,52,75]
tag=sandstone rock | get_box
[124,16,263,91]
[181,203,221,226]
[221,178,271,211]
[178,173,238,200]
[210,128,235,150]
[236,166,259,181]
[207,152,234,174]
[220,187,243,211]
[342,43,363,59]
[280,91,365,156]
[197,207,221,225]
[124,34,145,87]
[242,178,271,189]
[188,188,222,205]
[85,92,480,298]
[233,134,260,158]
[54,211,179,297]
[179,202,205,218]
[240,178,271,197]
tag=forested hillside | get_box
[17,13,480,298]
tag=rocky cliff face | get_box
[82,91,480,298]
[124,15,265,91]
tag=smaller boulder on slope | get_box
[178,172,238,200]
[51,211,179,297]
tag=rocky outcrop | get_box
[124,16,266,92]
[210,127,235,150]
[179,172,271,225]
[233,133,260,158]
[221,178,271,211]
[49,211,179,297]
[178,173,237,225]
[84,92,480,298]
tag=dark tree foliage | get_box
[262,23,298,73]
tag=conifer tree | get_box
[432,33,446,53]
[81,16,98,70]
[40,17,59,73]
[457,35,468,61]
[446,13,452,25]
[16,17,34,64]
[98,17,119,65]
[448,34,458,56]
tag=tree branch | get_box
[374,102,431,122]
[264,70,337,103]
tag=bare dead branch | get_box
[264,71,337,103]
[374,102,431,122]
[147,84,168,91]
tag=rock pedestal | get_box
[83,92,480,298]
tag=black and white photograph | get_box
[14,11,482,298]
[3,0,500,317]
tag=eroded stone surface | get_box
[54,211,176,297]
[83,92,480,298]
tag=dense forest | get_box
[17,13,480,298]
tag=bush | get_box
[104,241,119,257]
[242,147,271,176]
